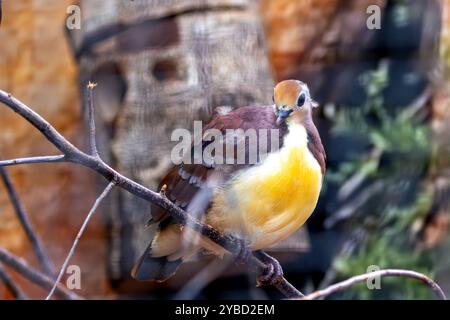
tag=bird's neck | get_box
[284,111,326,175]
[286,109,312,130]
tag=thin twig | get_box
[86,81,99,158]
[0,247,82,300]
[0,263,28,299]
[3,89,446,301]
[0,155,66,167]
[299,269,447,300]
[45,181,115,300]
[0,160,55,276]
[0,89,303,298]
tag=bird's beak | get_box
[276,108,293,125]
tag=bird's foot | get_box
[234,238,253,265]
[255,251,284,287]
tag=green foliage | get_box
[333,61,429,155]
[325,62,436,299]
[334,237,434,300]
[333,191,434,299]
[326,156,379,186]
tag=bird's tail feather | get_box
[132,224,186,282]
[132,223,225,281]
[131,244,182,282]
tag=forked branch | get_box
[0,263,27,299]
[0,247,81,300]
[0,88,446,300]
[0,163,54,276]
[0,88,302,298]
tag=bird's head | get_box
[273,80,318,125]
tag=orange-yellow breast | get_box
[206,123,323,250]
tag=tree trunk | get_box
[71,0,274,287]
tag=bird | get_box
[132,80,326,283]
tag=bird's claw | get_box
[233,243,284,287]
[256,252,284,287]
[234,238,253,265]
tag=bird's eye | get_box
[297,93,306,107]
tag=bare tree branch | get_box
[0,155,66,167]
[3,89,445,300]
[0,92,84,158]
[0,263,27,299]
[0,89,303,298]
[1,88,447,301]
[45,181,115,300]
[86,82,99,158]
[0,247,82,300]
[299,269,446,300]
[0,158,55,276]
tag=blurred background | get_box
[0,0,449,299]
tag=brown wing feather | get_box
[305,118,326,175]
[150,105,286,225]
